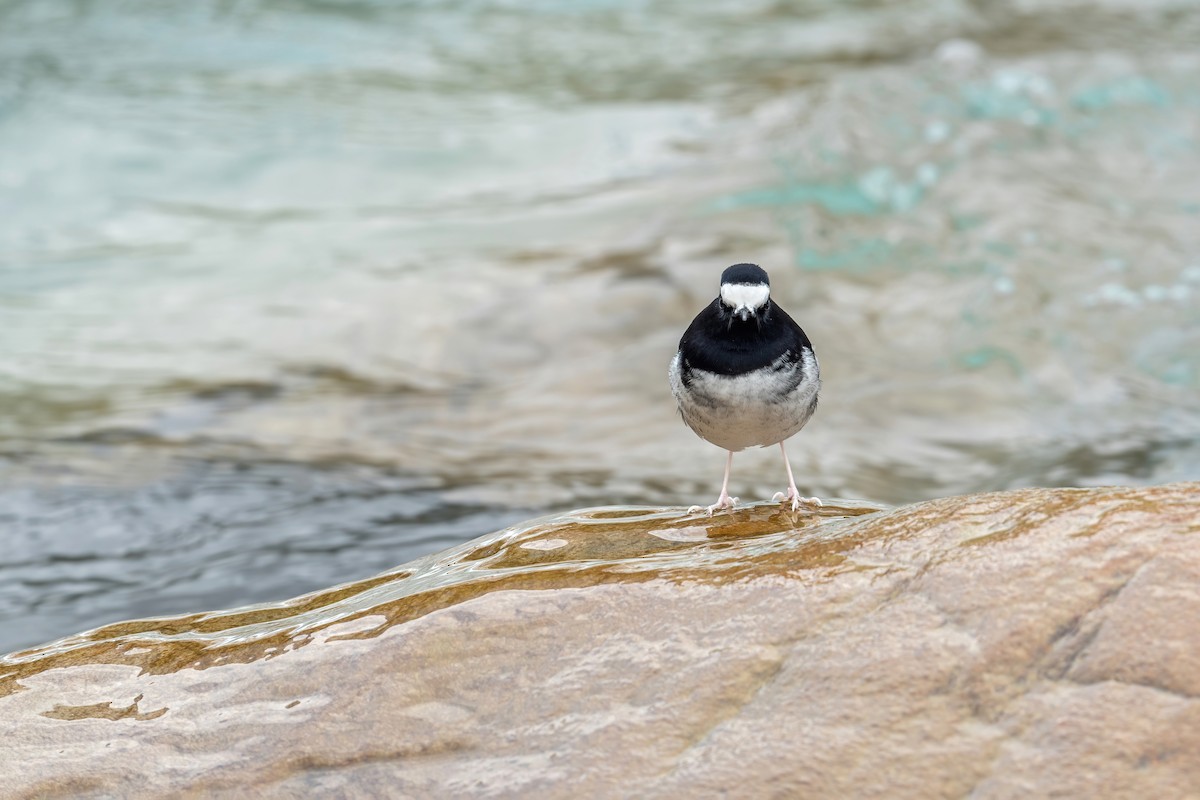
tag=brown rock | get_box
[2,483,1199,798]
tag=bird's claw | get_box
[773,491,822,513]
[688,496,738,516]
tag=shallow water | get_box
[2,0,1199,654]
[0,498,885,670]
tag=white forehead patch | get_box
[720,282,770,310]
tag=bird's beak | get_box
[736,307,751,322]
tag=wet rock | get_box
[2,483,1198,798]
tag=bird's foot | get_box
[687,494,739,517]
[772,490,823,513]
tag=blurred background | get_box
[2,0,1198,654]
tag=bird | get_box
[669,263,821,515]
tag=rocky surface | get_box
[2,482,1199,798]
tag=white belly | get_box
[669,350,820,452]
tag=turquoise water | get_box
[2,0,1199,653]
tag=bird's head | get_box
[718,263,771,324]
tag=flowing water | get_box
[2,0,1199,654]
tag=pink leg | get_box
[688,451,738,516]
[772,443,822,512]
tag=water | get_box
[1,497,887,670]
[2,0,1199,654]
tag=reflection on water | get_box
[2,0,1199,653]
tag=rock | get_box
[2,483,1199,798]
